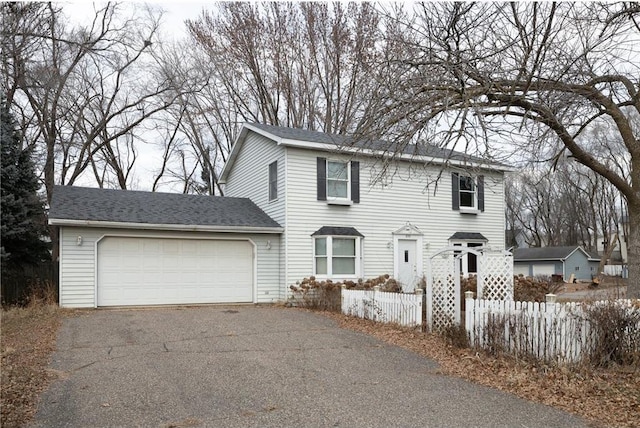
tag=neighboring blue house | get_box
[513,246,600,281]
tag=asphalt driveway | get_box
[33,306,588,427]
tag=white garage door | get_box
[97,237,253,306]
[513,264,529,277]
[532,263,556,277]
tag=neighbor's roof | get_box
[48,186,282,233]
[513,246,599,261]
[220,123,512,182]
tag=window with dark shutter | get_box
[350,161,360,203]
[453,172,483,212]
[452,173,460,210]
[477,175,485,212]
[318,158,359,204]
[268,161,278,201]
[317,157,327,201]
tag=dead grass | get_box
[1,302,64,427]
[319,311,640,428]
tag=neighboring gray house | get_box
[513,246,600,281]
[51,123,511,308]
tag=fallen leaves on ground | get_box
[1,304,64,427]
[320,311,640,428]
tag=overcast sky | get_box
[61,1,210,38]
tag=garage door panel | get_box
[97,237,254,306]
[532,264,555,276]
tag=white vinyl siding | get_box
[224,131,287,300]
[58,227,280,308]
[283,147,505,286]
[224,131,285,226]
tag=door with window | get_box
[397,239,418,292]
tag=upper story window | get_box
[327,161,349,199]
[452,173,484,213]
[458,175,476,208]
[317,157,360,204]
[268,161,278,201]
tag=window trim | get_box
[458,175,477,209]
[268,161,278,201]
[452,173,484,213]
[312,235,362,278]
[317,157,360,204]
[326,160,351,201]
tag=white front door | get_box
[397,239,418,292]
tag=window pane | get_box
[269,162,277,200]
[327,180,348,198]
[333,238,355,256]
[460,191,474,207]
[459,176,475,191]
[316,257,327,275]
[327,161,347,180]
[333,257,355,275]
[315,238,327,256]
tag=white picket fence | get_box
[465,295,640,363]
[341,288,423,327]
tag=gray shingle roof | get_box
[248,122,494,165]
[449,232,487,241]
[49,186,281,230]
[513,246,599,261]
[311,226,364,237]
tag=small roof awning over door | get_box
[449,232,487,241]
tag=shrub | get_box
[288,274,403,312]
[440,323,469,348]
[584,300,640,368]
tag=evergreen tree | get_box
[1,96,50,270]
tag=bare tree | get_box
[2,2,188,197]
[366,3,640,297]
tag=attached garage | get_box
[49,186,282,308]
[97,237,254,306]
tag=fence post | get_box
[464,291,475,338]
[373,286,380,322]
[415,288,423,295]
[545,294,557,304]
[340,284,346,314]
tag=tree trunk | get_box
[597,232,618,277]
[627,199,640,299]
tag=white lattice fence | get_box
[478,251,514,300]
[427,252,460,331]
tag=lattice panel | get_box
[478,251,514,300]
[427,253,459,331]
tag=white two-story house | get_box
[221,123,510,296]
[49,122,509,308]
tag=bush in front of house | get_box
[288,274,402,311]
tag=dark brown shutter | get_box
[452,172,460,210]
[351,161,360,203]
[317,157,326,201]
[478,175,485,212]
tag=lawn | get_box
[1,303,63,427]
